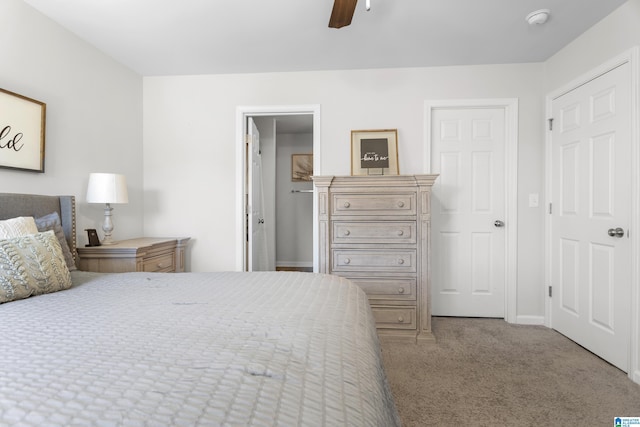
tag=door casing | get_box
[424,98,519,323]
[545,47,640,383]
[236,105,321,272]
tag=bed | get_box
[0,193,400,426]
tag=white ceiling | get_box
[23,0,626,77]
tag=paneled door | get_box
[430,107,506,317]
[247,117,269,271]
[550,62,631,371]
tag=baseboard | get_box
[276,266,313,272]
[632,369,640,386]
[276,261,312,268]
[515,315,545,325]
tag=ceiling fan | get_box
[329,0,370,28]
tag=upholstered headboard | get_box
[0,193,77,263]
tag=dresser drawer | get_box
[332,193,416,216]
[333,221,416,244]
[371,306,417,330]
[143,252,175,272]
[332,249,416,272]
[348,277,416,301]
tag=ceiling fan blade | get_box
[329,0,358,28]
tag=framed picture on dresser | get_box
[351,129,399,176]
[0,88,46,173]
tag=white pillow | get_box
[0,216,38,239]
[0,230,72,304]
[35,212,77,271]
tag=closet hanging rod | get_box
[291,189,313,193]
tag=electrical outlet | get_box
[529,193,539,208]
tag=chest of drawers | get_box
[315,175,437,343]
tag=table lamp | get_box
[86,173,129,245]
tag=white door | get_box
[431,107,506,317]
[550,62,631,371]
[247,117,269,271]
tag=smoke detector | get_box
[526,9,550,25]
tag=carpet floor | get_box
[380,317,640,426]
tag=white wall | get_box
[0,0,143,245]
[142,62,546,319]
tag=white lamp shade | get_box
[86,173,129,204]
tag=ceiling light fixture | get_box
[366,0,371,11]
[526,9,550,25]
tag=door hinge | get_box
[548,286,552,297]
[548,203,553,214]
[245,134,252,144]
[548,118,554,131]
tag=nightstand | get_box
[77,237,190,273]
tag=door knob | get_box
[494,220,505,228]
[607,227,625,238]
[258,219,264,224]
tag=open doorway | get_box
[252,115,314,272]
[236,105,320,272]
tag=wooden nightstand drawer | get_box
[77,237,190,273]
[371,306,417,330]
[143,253,175,272]
[332,221,416,244]
[347,277,417,301]
[332,193,416,216]
[332,249,417,273]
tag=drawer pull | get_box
[344,258,351,265]
[397,201,405,208]
[397,230,404,236]
[344,201,351,208]
[343,230,351,236]
[398,287,405,294]
[397,316,405,323]
[157,263,164,268]
[398,258,405,265]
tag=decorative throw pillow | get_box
[0,230,72,304]
[0,216,38,239]
[35,212,77,271]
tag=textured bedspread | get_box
[0,271,400,426]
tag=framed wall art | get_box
[351,129,399,176]
[0,88,46,173]
[292,153,313,181]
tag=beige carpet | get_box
[380,317,640,426]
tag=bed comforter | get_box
[0,271,400,426]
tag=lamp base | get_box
[101,203,116,245]
[101,237,116,245]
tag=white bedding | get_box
[0,271,400,426]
